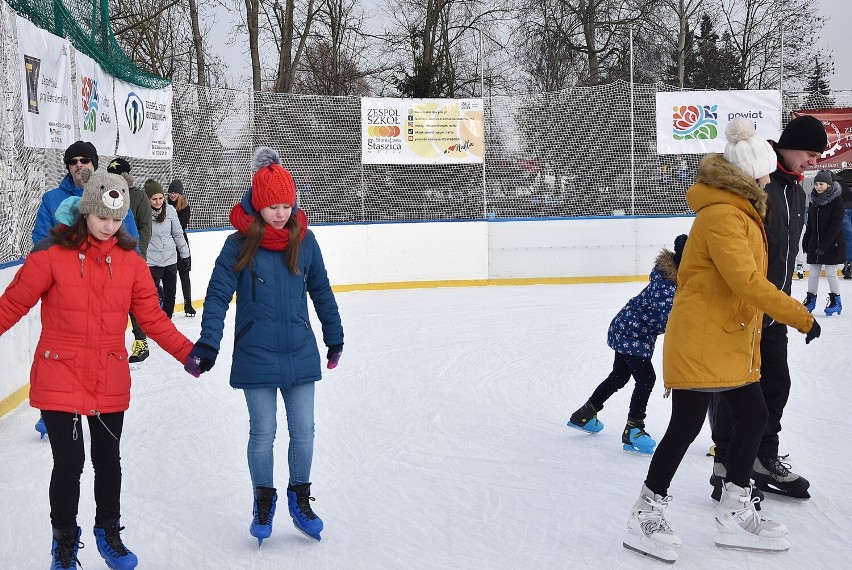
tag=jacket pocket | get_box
[31,348,78,393]
[104,351,131,396]
[235,321,255,343]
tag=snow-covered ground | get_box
[1,278,849,569]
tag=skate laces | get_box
[103,526,129,556]
[728,492,766,532]
[296,494,318,519]
[255,496,274,525]
[639,494,675,534]
[53,534,83,568]
[765,456,792,478]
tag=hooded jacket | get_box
[607,249,679,359]
[803,181,846,265]
[147,204,190,267]
[32,173,140,246]
[662,154,814,390]
[0,234,193,414]
[198,190,343,389]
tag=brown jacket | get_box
[663,154,814,390]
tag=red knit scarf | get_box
[229,203,308,251]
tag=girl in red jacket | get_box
[0,170,199,570]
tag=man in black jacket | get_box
[710,115,827,500]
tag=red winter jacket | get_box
[0,235,194,415]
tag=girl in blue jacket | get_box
[567,234,686,454]
[188,147,343,545]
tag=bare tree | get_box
[659,0,704,87]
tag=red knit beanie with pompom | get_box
[251,147,296,211]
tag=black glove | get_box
[805,319,821,344]
[185,342,218,374]
[326,344,343,369]
[815,248,824,256]
[178,256,191,272]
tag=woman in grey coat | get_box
[144,179,190,318]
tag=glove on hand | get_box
[326,344,343,369]
[806,319,821,344]
[815,248,825,256]
[178,256,191,272]
[185,342,218,376]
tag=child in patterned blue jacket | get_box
[568,234,687,454]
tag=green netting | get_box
[7,0,169,88]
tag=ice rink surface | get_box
[1,278,849,569]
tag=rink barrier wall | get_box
[2,215,699,414]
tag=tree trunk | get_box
[188,0,206,86]
[245,0,262,90]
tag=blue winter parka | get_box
[198,192,343,389]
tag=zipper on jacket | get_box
[78,253,85,278]
[72,412,79,441]
[105,254,113,279]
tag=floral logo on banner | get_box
[124,91,145,134]
[672,105,718,140]
[80,76,99,132]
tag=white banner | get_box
[115,79,173,159]
[656,90,782,155]
[16,16,73,149]
[74,50,117,155]
[361,98,484,164]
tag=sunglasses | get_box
[66,158,92,165]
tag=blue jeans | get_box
[243,383,315,490]
[843,208,852,263]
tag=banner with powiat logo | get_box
[16,15,73,149]
[115,79,173,159]
[656,90,781,155]
[74,50,117,155]
[361,98,484,164]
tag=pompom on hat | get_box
[723,117,777,180]
[77,170,130,221]
[251,147,296,211]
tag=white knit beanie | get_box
[723,117,777,180]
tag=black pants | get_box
[178,264,193,310]
[40,411,125,528]
[711,324,790,463]
[589,351,656,422]
[129,313,146,341]
[645,382,767,496]
[150,264,178,318]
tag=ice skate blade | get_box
[292,521,321,542]
[129,361,147,371]
[755,481,810,499]
[623,534,678,563]
[623,444,654,455]
[566,421,602,434]
[713,532,790,552]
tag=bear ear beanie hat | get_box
[77,170,131,220]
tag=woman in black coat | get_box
[802,170,845,315]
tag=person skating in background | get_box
[167,179,196,316]
[32,142,140,440]
[839,172,852,279]
[0,169,201,570]
[185,147,343,545]
[107,159,155,364]
[568,234,687,455]
[709,114,828,503]
[144,179,190,320]
[624,118,820,563]
[802,170,845,316]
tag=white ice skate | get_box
[714,482,790,552]
[623,484,682,564]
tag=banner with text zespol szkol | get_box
[115,79,173,159]
[361,98,484,164]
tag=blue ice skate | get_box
[250,486,277,546]
[623,423,656,455]
[35,415,47,440]
[288,483,323,541]
[825,294,842,316]
[803,293,817,313]
[567,401,604,433]
[51,526,82,570]
[94,520,137,569]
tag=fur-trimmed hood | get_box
[654,248,679,285]
[690,154,768,220]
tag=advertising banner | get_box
[16,15,73,149]
[656,90,781,155]
[791,108,852,170]
[361,98,484,164]
[115,79,173,159]
[74,50,117,155]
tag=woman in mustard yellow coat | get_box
[622,118,822,563]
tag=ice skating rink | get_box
[1,278,849,569]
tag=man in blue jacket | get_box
[31,140,139,245]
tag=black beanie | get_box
[814,170,833,185]
[777,115,828,153]
[673,234,688,267]
[63,140,98,170]
[168,179,184,194]
[107,157,131,175]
